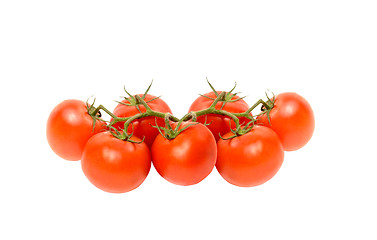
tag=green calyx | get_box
[201,78,247,110]
[116,80,162,111]
[153,115,199,140]
[218,117,258,140]
[86,97,106,132]
[108,124,145,144]
[259,91,276,126]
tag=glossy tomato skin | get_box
[151,122,217,186]
[217,126,284,187]
[188,91,252,141]
[111,94,172,147]
[81,132,151,193]
[46,99,106,161]
[257,92,315,151]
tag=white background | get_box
[1,0,376,239]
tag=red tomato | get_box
[188,91,252,141]
[216,126,284,187]
[46,99,106,161]
[111,94,172,147]
[151,122,217,186]
[81,132,151,193]
[257,92,315,151]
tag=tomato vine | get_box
[87,81,276,141]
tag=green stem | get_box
[89,105,117,119]
[246,99,270,113]
[181,91,226,122]
[115,96,171,131]
[88,90,274,141]
[232,99,272,119]
[213,109,241,132]
[180,92,242,132]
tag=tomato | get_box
[151,122,217,186]
[188,91,252,141]
[46,99,106,161]
[257,92,315,151]
[111,94,172,147]
[216,126,284,187]
[81,132,151,193]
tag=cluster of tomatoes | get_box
[46,84,315,193]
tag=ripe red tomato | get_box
[81,132,151,193]
[188,91,252,141]
[46,99,106,161]
[216,126,284,187]
[111,94,172,147]
[151,122,217,186]
[257,92,315,151]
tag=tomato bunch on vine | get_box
[46,80,315,193]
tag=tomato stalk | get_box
[181,92,239,122]
[87,83,276,141]
[88,104,117,120]
[118,95,179,129]
[88,95,179,141]
[233,99,271,117]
